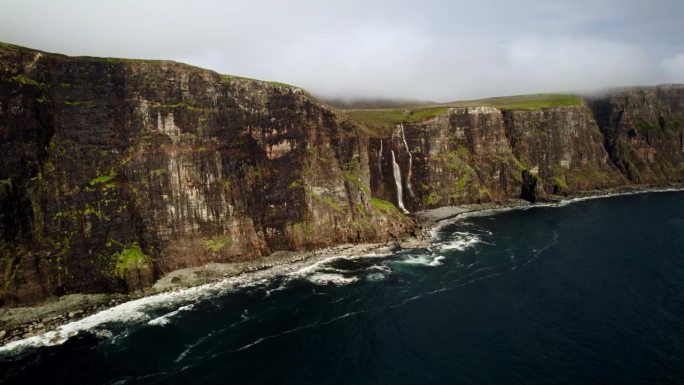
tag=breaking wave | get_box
[148,304,195,326]
[435,231,482,251]
[398,254,446,267]
[306,273,359,286]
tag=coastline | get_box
[2,183,683,348]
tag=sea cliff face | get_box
[369,107,521,211]
[0,43,412,304]
[370,89,684,210]
[588,85,684,183]
[1,42,684,305]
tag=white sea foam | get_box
[552,188,684,206]
[357,251,394,259]
[437,231,482,251]
[364,264,392,281]
[432,187,684,234]
[0,247,382,354]
[428,256,446,266]
[284,252,392,286]
[306,273,359,286]
[0,282,233,354]
[0,256,324,353]
[365,272,387,282]
[288,255,348,278]
[148,304,195,326]
[399,254,445,267]
[367,264,392,273]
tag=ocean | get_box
[1,190,683,384]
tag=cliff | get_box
[1,42,684,306]
[588,85,684,183]
[361,90,683,210]
[0,43,412,304]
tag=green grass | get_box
[113,243,149,277]
[1,40,293,91]
[10,74,48,88]
[554,176,569,190]
[220,74,293,88]
[345,106,448,136]
[371,197,399,214]
[345,94,583,136]
[448,93,583,110]
[288,179,302,189]
[307,190,343,213]
[0,41,19,50]
[421,191,441,206]
[343,171,370,193]
[89,169,117,186]
[204,235,231,252]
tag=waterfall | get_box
[378,139,383,172]
[399,124,414,197]
[391,150,409,214]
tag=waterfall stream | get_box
[391,150,409,214]
[399,124,414,197]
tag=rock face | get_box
[0,43,412,304]
[371,91,684,210]
[588,85,684,183]
[1,42,684,305]
[370,107,522,211]
[503,105,627,196]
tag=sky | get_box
[1,0,683,102]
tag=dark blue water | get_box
[2,191,684,385]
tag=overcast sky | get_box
[1,0,683,101]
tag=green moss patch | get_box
[204,235,232,252]
[113,243,150,277]
[371,197,399,214]
[89,169,117,186]
[10,74,48,88]
[421,191,441,206]
[553,176,569,190]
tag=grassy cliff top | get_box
[344,93,583,136]
[0,41,294,89]
[449,93,583,110]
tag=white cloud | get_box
[661,54,684,82]
[0,0,682,101]
[503,35,656,93]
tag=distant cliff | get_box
[366,88,684,210]
[1,42,683,305]
[588,85,684,183]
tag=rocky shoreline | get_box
[1,183,682,347]
[0,242,413,347]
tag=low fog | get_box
[1,0,683,102]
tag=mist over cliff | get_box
[2,0,684,101]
